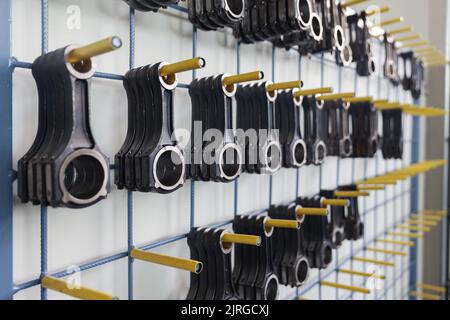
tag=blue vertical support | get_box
[295,54,302,299]
[40,0,49,301]
[335,64,343,299]
[269,45,276,207]
[234,42,240,216]
[350,68,358,298]
[382,77,391,300]
[374,42,383,300]
[0,0,13,301]
[127,7,136,301]
[318,53,324,300]
[444,0,450,300]
[190,27,198,228]
[409,106,421,299]
[362,74,370,300]
[296,55,302,199]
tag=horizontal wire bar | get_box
[167,3,188,13]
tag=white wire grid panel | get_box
[11,0,417,300]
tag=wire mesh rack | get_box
[0,0,437,300]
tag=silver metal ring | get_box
[340,45,353,67]
[59,149,109,206]
[310,13,323,41]
[152,146,185,191]
[158,62,178,90]
[221,73,237,97]
[265,81,278,102]
[296,0,313,30]
[224,0,245,20]
[294,256,310,285]
[64,45,96,80]
[334,25,345,51]
[294,205,306,224]
[261,216,274,238]
[263,274,279,300]
[291,139,307,167]
[340,137,353,157]
[219,230,234,254]
[263,141,282,174]
[218,143,242,181]
[315,141,327,165]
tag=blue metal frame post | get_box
[0,0,13,301]
[409,111,421,299]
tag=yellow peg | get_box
[388,26,414,36]
[420,210,447,217]
[366,247,407,256]
[388,232,423,239]
[355,180,397,185]
[376,239,415,247]
[417,53,442,59]
[41,276,116,300]
[370,17,403,30]
[267,80,303,93]
[398,225,430,233]
[265,219,301,230]
[357,185,385,191]
[422,56,447,62]
[425,59,450,65]
[415,46,438,53]
[422,59,447,66]
[374,102,402,109]
[397,41,428,50]
[411,214,441,221]
[222,71,264,87]
[316,92,355,101]
[339,269,386,280]
[423,58,448,65]
[417,283,446,294]
[425,63,449,69]
[221,233,261,246]
[384,175,407,181]
[298,296,310,301]
[395,34,422,42]
[342,96,373,103]
[160,57,205,77]
[341,0,370,9]
[418,53,443,60]
[334,191,370,198]
[418,50,443,56]
[373,99,389,104]
[130,248,203,274]
[409,291,441,300]
[353,257,395,267]
[321,198,350,207]
[66,36,122,64]
[366,6,390,17]
[296,207,329,218]
[293,87,333,97]
[407,219,437,227]
[320,281,370,294]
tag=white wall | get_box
[10,0,433,300]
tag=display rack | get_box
[0,0,445,300]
